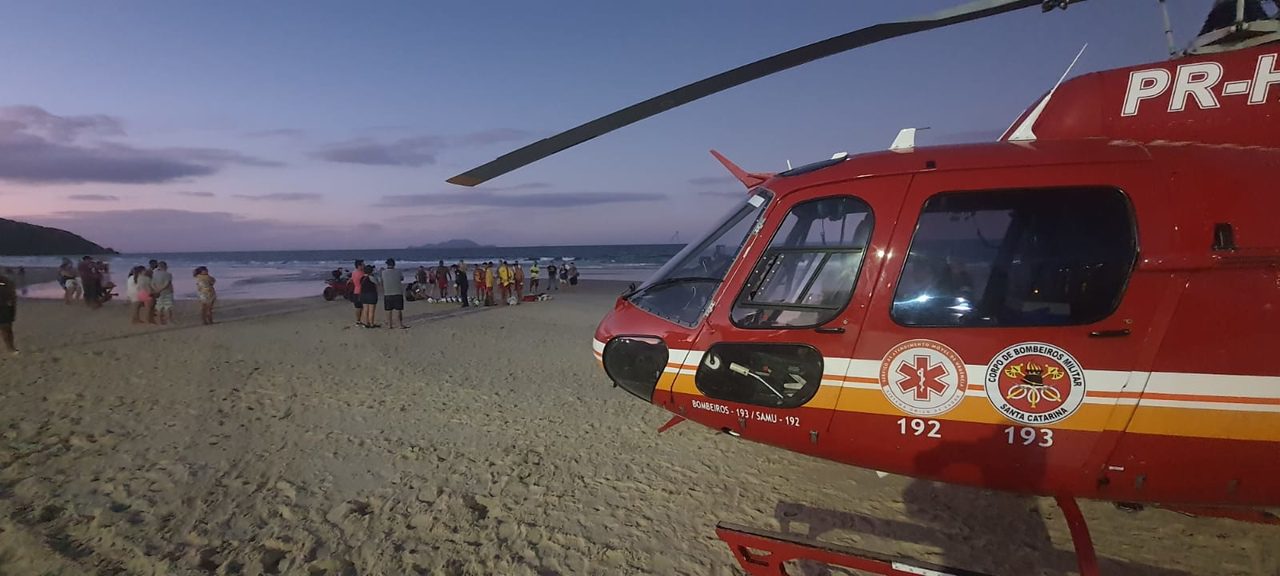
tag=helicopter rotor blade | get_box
[447,0,1082,187]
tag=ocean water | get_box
[1,244,681,300]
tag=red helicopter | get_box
[449,1,1280,574]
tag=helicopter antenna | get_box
[1158,0,1179,57]
[1007,43,1088,142]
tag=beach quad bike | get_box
[323,277,353,301]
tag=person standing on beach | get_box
[125,266,139,305]
[152,261,175,325]
[497,260,512,305]
[453,264,469,307]
[567,262,579,290]
[547,263,558,291]
[194,266,217,325]
[350,259,366,326]
[0,272,17,355]
[484,262,496,306]
[381,258,406,329]
[359,264,379,327]
[434,260,449,299]
[127,266,145,322]
[512,261,524,302]
[133,267,155,324]
[529,262,540,292]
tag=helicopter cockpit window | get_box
[892,187,1136,327]
[731,196,873,328]
[626,189,773,327]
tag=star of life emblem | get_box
[878,339,968,417]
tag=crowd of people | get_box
[331,258,580,329]
[56,257,219,325]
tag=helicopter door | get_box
[669,175,910,454]
[844,165,1165,494]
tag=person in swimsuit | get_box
[0,272,17,355]
[194,266,217,325]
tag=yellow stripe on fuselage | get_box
[667,373,1280,442]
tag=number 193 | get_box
[1005,426,1053,447]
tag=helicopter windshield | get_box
[626,188,773,326]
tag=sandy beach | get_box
[0,282,1277,576]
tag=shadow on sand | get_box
[767,426,1193,576]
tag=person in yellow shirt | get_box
[498,260,512,305]
[484,262,496,306]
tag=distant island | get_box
[0,218,118,256]
[407,239,494,249]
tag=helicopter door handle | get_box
[815,326,846,334]
[1088,328,1131,338]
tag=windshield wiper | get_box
[625,276,722,298]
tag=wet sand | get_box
[0,283,1277,575]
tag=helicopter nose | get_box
[600,336,668,403]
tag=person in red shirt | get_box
[350,259,366,326]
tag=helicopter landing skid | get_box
[716,495,1101,576]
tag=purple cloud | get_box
[312,129,535,167]
[176,191,216,198]
[22,209,364,252]
[0,105,282,185]
[378,189,664,208]
[231,192,323,202]
[66,194,119,202]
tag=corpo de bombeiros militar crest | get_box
[984,342,1086,426]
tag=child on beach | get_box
[194,266,217,325]
[0,272,17,355]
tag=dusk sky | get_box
[1,1,1216,252]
